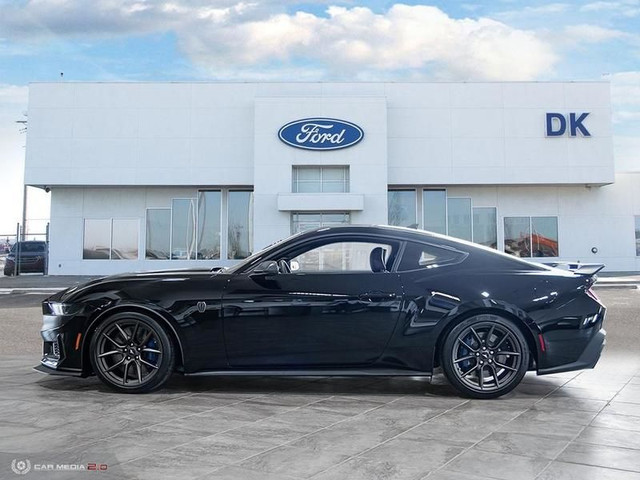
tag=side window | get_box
[290,241,392,273]
[398,242,467,272]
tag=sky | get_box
[0,0,639,234]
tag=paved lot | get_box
[0,289,639,479]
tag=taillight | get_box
[585,287,600,303]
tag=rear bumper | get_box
[538,327,606,375]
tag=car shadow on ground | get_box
[32,370,568,401]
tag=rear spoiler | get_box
[542,262,605,276]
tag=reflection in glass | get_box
[473,207,497,249]
[532,217,559,257]
[291,212,350,234]
[504,217,531,257]
[112,219,139,260]
[423,190,446,234]
[171,199,196,260]
[636,216,640,256]
[146,209,170,260]
[292,242,390,272]
[292,166,349,193]
[321,166,349,193]
[228,191,253,259]
[447,198,472,241]
[197,191,221,260]
[83,219,112,259]
[388,190,417,228]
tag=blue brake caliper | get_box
[459,333,474,371]
[143,338,159,365]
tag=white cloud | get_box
[562,24,628,43]
[614,136,640,172]
[181,4,557,80]
[0,1,557,80]
[580,1,640,17]
[611,71,640,107]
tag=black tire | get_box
[90,312,175,393]
[441,314,529,399]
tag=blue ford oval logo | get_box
[278,118,364,151]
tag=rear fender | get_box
[432,299,541,369]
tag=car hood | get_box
[52,268,224,303]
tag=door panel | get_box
[222,272,403,367]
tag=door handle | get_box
[359,292,397,302]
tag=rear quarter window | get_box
[398,241,467,272]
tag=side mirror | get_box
[252,260,279,275]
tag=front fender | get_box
[80,301,188,375]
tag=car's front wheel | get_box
[441,314,530,399]
[90,312,175,393]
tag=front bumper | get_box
[37,309,87,376]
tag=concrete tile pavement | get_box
[0,291,639,479]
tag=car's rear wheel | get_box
[441,314,529,399]
[90,312,174,393]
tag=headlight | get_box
[45,302,81,316]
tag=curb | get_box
[0,288,66,295]
[593,284,639,290]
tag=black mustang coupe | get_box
[36,225,606,398]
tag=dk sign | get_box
[546,112,591,137]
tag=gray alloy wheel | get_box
[90,312,175,393]
[441,314,530,399]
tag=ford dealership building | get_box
[24,82,640,275]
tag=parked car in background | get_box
[3,241,48,275]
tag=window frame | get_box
[290,211,351,235]
[248,234,401,275]
[83,217,140,261]
[292,165,350,193]
[145,207,171,260]
[396,240,469,273]
[144,189,254,262]
[503,215,559,258]
[635,216,640,257]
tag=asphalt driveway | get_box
[0,289,639,479]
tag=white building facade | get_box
[25,82,640,275]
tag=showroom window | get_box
[227,191,253,260]
[172,198,197,260]
[83,218,139,260]
[423,190,447,235]
[636,216,640,257]
[145,190,253,261]
[291,212,350,234]
[473,207,498,249]
[146,209,170,259]
[504,216,558,258]
[447,198,472,242]
[292,166,349,193]
[291,241,392,272]
[197,191,221,260]
[388,190,417,228]
[388,189,496,248]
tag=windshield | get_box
[10,242,46,254]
